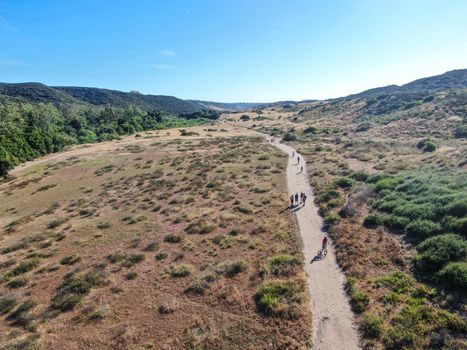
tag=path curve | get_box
[270,137,360,350]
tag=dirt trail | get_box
[271,138,360,350]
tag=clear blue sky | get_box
[1,0,466,102]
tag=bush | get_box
[361,312,384,338]
[254,280,301,319]
[363,214,383,228]
[334,177,355,188]
[122,253,145,267]
[171,264,192,277]
[303,126,317,134]
[413,234,466,278]
[0,296,17,314]
[216,260,248,277]
[282,132,297,142]
[347,277,369,313]
[437,262,467,291]
[383,215,410,230]
[164,234,182,243]
[267,254,301,275]
[51,268,107,312]
[60,254,82,265]
[417,139,437,152]
[350,170,369,182]
[240,114,250,121]
[324,212,341,225]
[405,219,440,238]
[454,124,467,138]
[374,177,402,192]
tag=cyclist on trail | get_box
[322,236,328,251]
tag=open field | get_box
[0,125,312,350]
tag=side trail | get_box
[270,138,360,350]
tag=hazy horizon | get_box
[1,0,466,102]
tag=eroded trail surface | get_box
[271,139,360,350]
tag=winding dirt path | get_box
[271,138,360,350]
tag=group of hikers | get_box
[290,191,307,208]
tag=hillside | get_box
[350,69,467,98]
[222,71,467,349]
[0,83,203,115]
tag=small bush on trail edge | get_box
[267,254,301,276]
[417,138,437,152]
[254,280,302,319]
[240,114,250,121]
[216,259,248,277]
[324,212,341,225]
[144,242,159,251]
[282,132,297,142]
[155,250,168,260]
[51,268,107,312]
[361,312,383,338]
[126,272,138,280]
[347,277,369,313]
[405,219,440,238]
[303,126,317,134]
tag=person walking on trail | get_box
[297,156,300,164]
[322,236,328,251]
[294,193,299,204]
[292,151,295,157]
[301,165,303,173]
[303,193,307,206]
[290,194,294,207]
[300,192,304,204]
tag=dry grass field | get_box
[0,126,312,350]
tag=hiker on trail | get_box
[301,165,303,173]
[300,192,304,204]
[292,151,295,157]
[303,194,307,206]
[290,194,294,207]
[322,236,328,251]
[297,156,300,164]
[294,193,299,204]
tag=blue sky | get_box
[1,0,466,102]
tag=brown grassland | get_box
[0,126,312,350]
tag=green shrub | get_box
[6,258,41,277]
[0,295,17,314]
[374,272,414,294]
[303,126,317,134]
[347,277,369,313]
[51,268,107,312]
[164,234,182,243]
[437,262,467,291]
[374,177,402,192]
[413,234,466,279]
[216,259,248,277]
[383,215,410,230]
[144,242,159,251]
[106,251,126,263]
[254,280,301,319]
[361,312,384,338]
[122,253,145,267]
[334,177,355,188]
[417,138,437,152]
[282,132,297,142]
[363,214,383,228]
[454,124,467,138]
[126,272,138,280]
[60,254,82,265]
[350,170,369,182]
[324,212,341,225]
[405,219,440,238]
[171,264,192,277]
[267,254,301,275]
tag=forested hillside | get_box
[0,101,217,177]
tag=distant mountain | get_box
[0,83,203,115]
[349,69,467,99]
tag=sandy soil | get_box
[270,137,361,350]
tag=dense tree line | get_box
[0,101,215,176]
